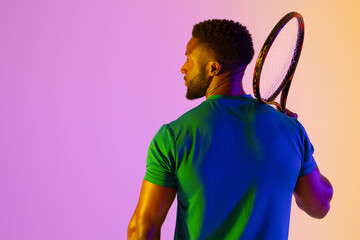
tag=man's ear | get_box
[208,61,222,76]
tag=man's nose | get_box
[180,64,186,74]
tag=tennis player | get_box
[127,19,333,240]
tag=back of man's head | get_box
[192,19,255,70]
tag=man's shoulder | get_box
[167,100,212,130]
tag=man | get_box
[128,19,333,240]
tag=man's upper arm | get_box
[293,166,333,219]
[128,179,176,239]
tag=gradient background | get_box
[1,0,359,239]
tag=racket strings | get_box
[260,18,300,101]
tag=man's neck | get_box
[205,68,247,99]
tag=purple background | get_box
[1,0,359,239]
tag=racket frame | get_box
[253,11,305,113]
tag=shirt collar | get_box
[207,94,254,100]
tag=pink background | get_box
[1,0,359,239]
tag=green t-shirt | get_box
[145,94,317,240]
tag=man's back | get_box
[145,94,317,239]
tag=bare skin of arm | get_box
[127,180,176,240]
[293,166,333,218]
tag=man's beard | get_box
[186,67,212,100]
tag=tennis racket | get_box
[253,12,304,118]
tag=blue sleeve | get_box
[298,123,317,177]
[144,124,177,188]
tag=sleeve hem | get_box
[144,175,177,189]
[298,159,317,177]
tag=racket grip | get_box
[284,108,298,120]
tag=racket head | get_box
[253,12,304,112]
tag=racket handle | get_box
[284,108,298,120]
[275,104,298,119]
[275,105,298,119]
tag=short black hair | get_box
[192,19,254,68]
